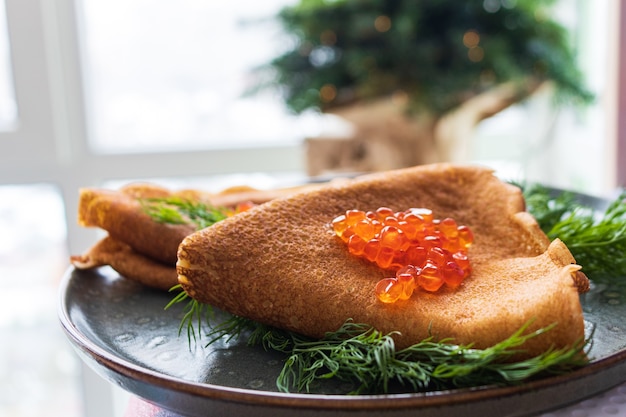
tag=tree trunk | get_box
[305,81,545,176]
[305,98,439,176]
[434,80,545,162]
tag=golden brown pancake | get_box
[177,163,588,357]
[72,181,324,290]
[77,183,198,264]
[70,236,178,291]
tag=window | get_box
[0,185,81,417]
[471,0,614,193]
[79,0,328,154]
[0,1,16,131]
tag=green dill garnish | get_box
[523,185,626,279]
[141,196,230,229]
[164,285,214,345]
[523,185,580,232]
[166,295,589,394]
[273,320,587,394]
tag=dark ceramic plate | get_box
[58,193,626,417]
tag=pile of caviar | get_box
[231,201,257,214]
[331,207,474,304]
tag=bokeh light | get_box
[320,29,337,45]
[320,84,337,102]
[468,46,484,62]
[463,30,480,48]
[374,15,391,32]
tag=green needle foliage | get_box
[272,321,586,394]
[165,285,215,345]
[166,294,589,394]
[253,0,593,115]
[523,185,626,279]
[141,196,230,229]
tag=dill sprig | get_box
[523,185,626,279]
[270,321,587,394]
[164,292,289,348]
[165,294,589,394]
[164,285,215,345]
[141,196,230,229]
[523,185,580,232]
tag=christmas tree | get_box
[254,0,593,173]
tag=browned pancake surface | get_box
[73,181,325,290]
[71,236,178,290]
[78,184,197,264]
[177,163,587,357]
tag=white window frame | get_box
[0,1,303,416]
[616,0,626,186]
[0,0,305,249]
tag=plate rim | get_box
[58,266,626,412]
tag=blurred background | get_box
[0,0,623,416]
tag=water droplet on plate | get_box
[114,333,136,344]
[247,379,264,389]
[146,336,168,349]
[155,350,178,362]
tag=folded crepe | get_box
[71,182,322,290]
[176,163,589,357]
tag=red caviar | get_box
[331,208,473,303]
[230,201,257,215]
